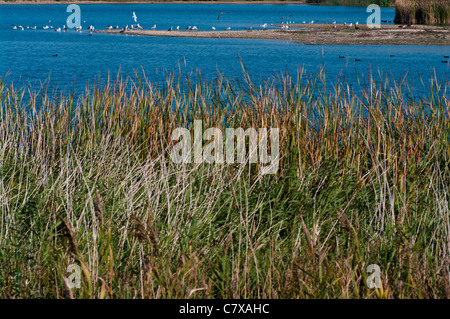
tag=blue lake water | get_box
[0,4,449,95]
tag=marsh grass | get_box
[394,0,450,25]
[0,67,449,298]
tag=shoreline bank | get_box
[0,1,309,5]
[95,24,450,46]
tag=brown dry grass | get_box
[394,0,450,25]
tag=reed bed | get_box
[394,0,450,25]
[0,68,449,299]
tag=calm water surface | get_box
[0,4,448,95]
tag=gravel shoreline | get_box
[96,24,450,45]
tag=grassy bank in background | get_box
[0,0,390,5]
[306,0,392,7]
[1,69,450,298]
[1,0,306,4]
[394,0,450,25]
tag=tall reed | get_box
[0,68,449,298]
[394,0,450,25]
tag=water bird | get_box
[192,26,198,30]
[248,26,252,31]
[218,12,228,20]
[390,54,395,57]
[339,55,344,58]
[176,26,180,31]
[151,24,157,30]
[444,56,449,58]
[31,26,36,30]
[132,11,138,23]
[115,25,119,29]
[260,23,267,29]
[168,26,173,31]
[75,26,82,32]
[12,25,17,30]
[186,26,191,30]
[354,58,361,62]
[225,27,231,31]
[87,25,94,32]
[63,25,68,31]
[55,27,61,32]
[107,25,113,30]
[442,61,448,63]
[212,27,216,30]
[52,54,58,57]
[277,15,291,23]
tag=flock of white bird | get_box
[10,19,95,33]
[10,11,363,34]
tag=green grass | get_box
[0,68,449,298]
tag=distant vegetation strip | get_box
[3,0,303,3]
[306,0,393,7]
[0,0,390,4]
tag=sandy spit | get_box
[95,24,450,46]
